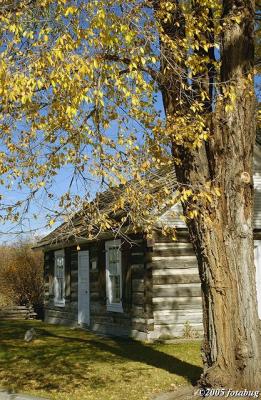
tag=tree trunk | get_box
[158,0,261,389]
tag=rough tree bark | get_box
[157,0,261,389]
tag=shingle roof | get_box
[34,165,177,248]
[35,136,261,249]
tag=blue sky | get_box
[0,8,260,244]
[0,84,165,243]
[1,78,260,244]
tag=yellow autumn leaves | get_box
[0,0,252,236]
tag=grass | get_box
[0,320,202,400]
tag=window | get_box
[54,250,65,307]
[105,240,123,312]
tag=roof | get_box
[35,165,178,249]
[36,138,261,250]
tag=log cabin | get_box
[35,144,261,341]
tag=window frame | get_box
[54,249,65,307]
[105,239,123,313]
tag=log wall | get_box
[43,228,261,340]
[88,236,149,340]
[0,305,37,320]
[43,235,150,340]
[148,232,203,339]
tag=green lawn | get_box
[0,320,202,400]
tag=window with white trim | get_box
[105,240,123,312]
[54,250,65,307]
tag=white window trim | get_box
[105,239,123,313]
[54,249,65,307]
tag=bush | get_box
[0,241,44,315]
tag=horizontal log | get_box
[153,267,199,276]
[154,309,202,317]
[70,292,78,300]
[90,292,100,301]
[63,303,78,312]
[153,230,190,242]
[45,310,76,319]
[153,296,203,310]
[71,281,78,289]
[131,251,144,256]
[131,321,153,332]
[70,294,78,302]
[130,306,144,318]
[152,257,198,269]
[154,311,203,324]
[132,279,144,292]
[153,323,203,338]
[46,303,76,311]
[0,313,28,317]
[0,316,28,320]
[90,303,106,313]
[130,317,147,323]
[90,322,132,338]
[130,255,145,264]
[153,274,200,285]
[45,316,77,326]
[89,282,99,292]
[130,244,146,254]
[0,310,28,314]
[131,264,145,279]
[153,283,201,297]
[153,242,193,250]
[0,306,28,310]
[0,306,36,320]
[90,271,99,280]
[132,292,144,305]
[93,313,130,323]
[153,246,195,258]
[91,316,114,324]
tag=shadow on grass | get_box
[41,331,202,383]
[0,320,202,394]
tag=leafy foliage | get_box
[0,242,44,309]
[0,1,259,238]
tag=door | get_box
[78,251,90,325]
[254,241,261,319]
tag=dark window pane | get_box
[110,275,120,303]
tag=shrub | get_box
[0,241,44,315]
